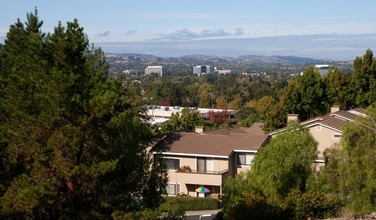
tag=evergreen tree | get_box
[0,10,166,219]
[353,49,376,107]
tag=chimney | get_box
[287,114,299,122]
[330,105,340,113]
[195,126,204,134]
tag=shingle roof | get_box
[155,123,268,157]
[270,108,366,135]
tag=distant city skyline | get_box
[1,0,376,60]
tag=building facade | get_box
[152,123,268,197]
[269,107,366,163]
[145,66,163,76]
[193,65,214,76]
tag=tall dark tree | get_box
[352,49,376,107]
[324,67,355,110]
[0,10,166,219]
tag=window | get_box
[166,183,180,196]
[162,158,180,170]
[237,153,254,166]
[333,134,342,139]
[197,157,214,173]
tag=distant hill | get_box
[233,55,328,64]
[106,53,328,65]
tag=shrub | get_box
[227,193,279,219]
[281,189,340,220]
[162,197,220,211]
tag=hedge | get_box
[162,196,220,211]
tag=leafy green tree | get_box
[263,101,287,132]
[320,105,376,214]
[158,108,206,134]
[248,122,317,203]
[223,123,317,217]
[282,66,328,121]
[0,11,166,219]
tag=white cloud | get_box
[129,12,235,19]
[155,27,245,41]
[125,30,137,36]
[96,31,111,37]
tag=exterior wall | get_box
[145,66,163,76]
[162,155,229,196]
[236,164,252,174]
[308,125,341,158]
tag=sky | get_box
[1,0,376,60]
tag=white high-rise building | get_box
[145,66,163,76]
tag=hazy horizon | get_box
[1,0,376,61]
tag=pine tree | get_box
[0,10,166,219]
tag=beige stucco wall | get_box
[163,155,229,195]
[308,125,341,158]
[236,165,252,174]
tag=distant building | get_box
[315,64,330,76]
[145,66,163,76]
[193,65,214,76]
[145,105,237,125]
[214,69,231,76]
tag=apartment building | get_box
[151,123,268,197]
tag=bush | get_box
[162,196,220,211]
[281,189,340,220]
[227,193,279,219]
[123,196,220,219]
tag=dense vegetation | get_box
[221,106,376,219]
[121,49,376,133]
[2,8,376,220]
[0,10,167,218]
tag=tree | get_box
[249,122,317,202]
[319,105,376,214]
[352,49,376,107]
[0,11,166,219]
[223,123,317,218]
[282,66,328,121]
[255,95,277,120]
[215,95,228,109]
[158,108,205,134]
[324,67,355,110]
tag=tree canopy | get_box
[0,9,166,218]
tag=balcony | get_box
[173,169,229,186]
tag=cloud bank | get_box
[97,33,376,61]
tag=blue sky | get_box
[1,0,376,60]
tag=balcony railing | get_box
[175,169,228,175]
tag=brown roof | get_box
[270,108,366,135]
[156,124,268,157]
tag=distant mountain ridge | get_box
[106,53,329,65]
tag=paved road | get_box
[183,209,221,220]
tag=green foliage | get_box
[223,123,317,218]
[161,197,219,211]
[281,189,339,220]
[0,10,166,219]
[123,197,219,220]
[157,108,206,134]
[324,67,355,109]
[248,122,317,202]
[352,49,376,107]
[282,66,328,121]
[227,193,279,220]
